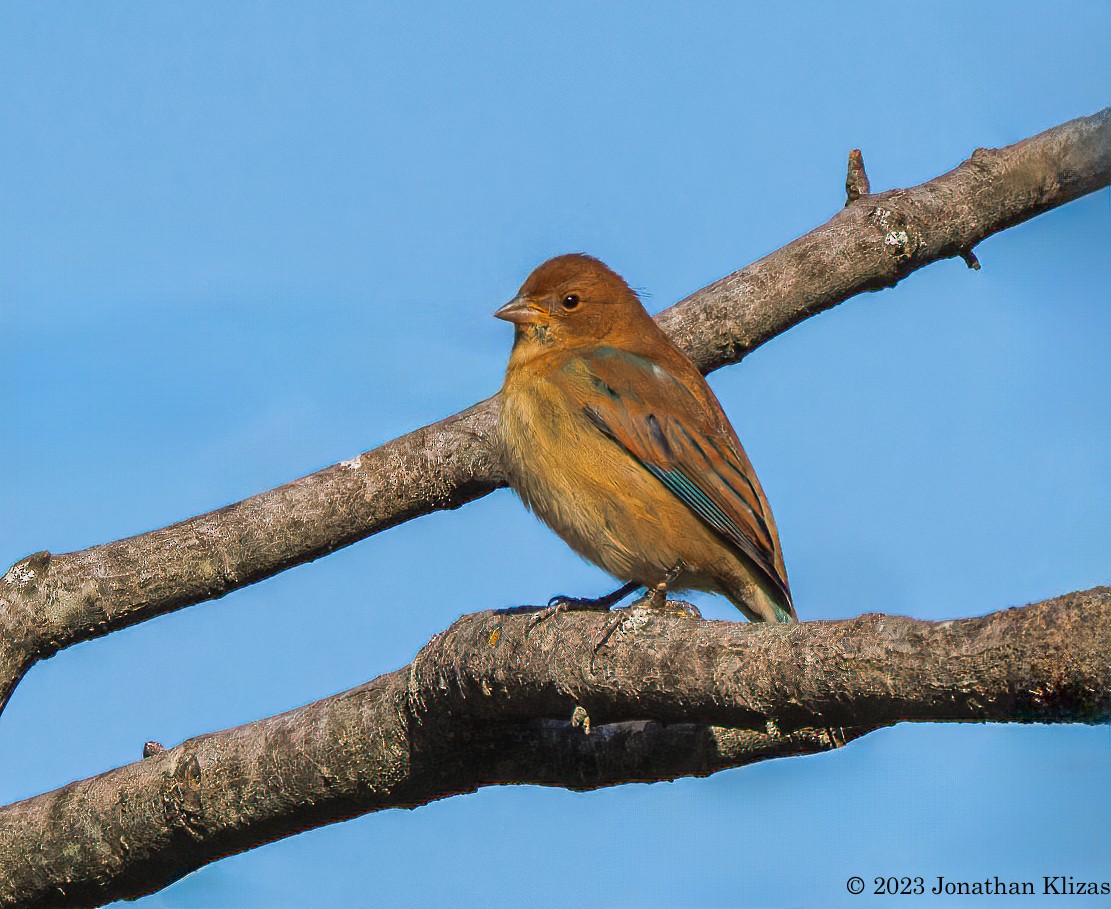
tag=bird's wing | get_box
[569,346,791,607]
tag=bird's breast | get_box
[498,367,712,585]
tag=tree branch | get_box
[2,108,1109,716]
[1,586,1107,909]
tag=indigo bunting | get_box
[496,254,795,623]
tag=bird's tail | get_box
[728,574,797,624]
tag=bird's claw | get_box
[524,579,691,644]
[591,588,702,653]
[590,596,660,652]
[525,594,614,636]
[592,610,632,652]
[545,593,618,611]
[525,582,644,635]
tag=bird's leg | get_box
[526,581,643,634]
[639,564,684,610]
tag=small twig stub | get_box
[845,148,871,204]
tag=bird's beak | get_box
[494,295,545,325]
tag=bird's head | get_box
[495,253,646,350]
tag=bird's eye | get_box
[561,294,581,311]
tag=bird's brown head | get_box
[495,253,648,350]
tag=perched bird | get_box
[495,253,795,623]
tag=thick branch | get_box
[3,108,1109,714]
[1,587,1108,909]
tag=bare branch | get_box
[1,586,1106,909]
[2,108,1109,715]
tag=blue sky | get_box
[1,3,1108,907]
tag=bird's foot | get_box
[546,594,614,612]
[592,569,699,652]
[525,582,641,635]
[591,610,638,652]
[525,597,606,636]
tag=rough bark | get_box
[1,107,1108,716]
[1,586,1107,909]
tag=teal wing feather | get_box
[570,346,792,611]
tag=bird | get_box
[495,253,795,624]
